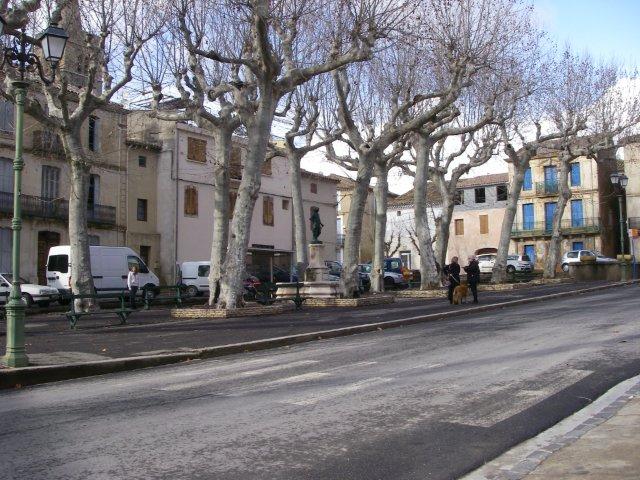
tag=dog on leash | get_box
[452,281,469,305]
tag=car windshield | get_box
[521,255,531,262]
[0,274,30,284]
[360,264,372,273]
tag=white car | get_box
[477,254,534,274]
[561,250,617,272]
[0,273,60,307]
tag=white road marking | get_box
[284,377,393,406]
[238,360,319,377]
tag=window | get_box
[384,258,402,272]
[397,210,402,216]
[0,157,13,193]
[88,174,100,210]
[282,199,289,210]
[187,137,207,162]
[522,203,534,230]
[263,196,274,226]
[310,182,318,194]
[0,227,12,272]
[479,215,489,234]
[454,219,464,236]
[496,184,508,201]
[523,168,532,191]
[572,241,584,251]
[184,186,198,216]
[127,255,149,273]
[0,100,14,133]
[197,264,210,277]
[474,187,486,203]
[137,199,148,222]
[454,189,464,205]
[88,116,99,152]
[400,251,412,269]
[138,155,147,167]
[570,162,581,186]
[139,245,151,266]
[41,165,60,200]
[567,251,579,259]
[571,199,584,227]
[88,235,100,246]
[47,254,69,274]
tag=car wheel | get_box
[143,285,157,300]
[383,277,394,288]
[562,263,569,272]
[37,300,51,308]
[186,285,199,297]
[21,293,34,307]
[506,265,516,274]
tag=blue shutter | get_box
[523,168,532,191]
[572,241,584,251]
[570,163,581,186]
[524,245,536,265]
[544,202,557,232]
[571,199,583,227]
[522,203,534,230]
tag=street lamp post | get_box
[1,21,68,367]
[610,172,629,256]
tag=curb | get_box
[1,280,637,389]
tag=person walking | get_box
[127,265,139,309]
[446,256,461,304]
[464,255,480,304]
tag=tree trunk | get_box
[218,99,275,308]
[413,134,440,289]
[289,153,308,278]
[434,176,454,268]
[341,154,375,298]
[371,162,388,293]
[208,128,234,305]
[492,164,527,283]
[63,132,96,311]
[543,157,571,279]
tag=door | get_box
[524,245,536,266]
[571,199,583,227]
[37,231,61,285]
[572,241,584,251]
[197,264,210,292]
[544,202,557,232]
[522,203,534,230]
[544,165,557,192]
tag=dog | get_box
[452,281,469,305]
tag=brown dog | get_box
[452,282,469,305]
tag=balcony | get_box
[535,181,559,196]
[0,191,116,226]
[511,217,600,238]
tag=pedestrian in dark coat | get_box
[446,257,461,304]
[464,255,480,304]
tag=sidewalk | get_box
[464,375,640,480]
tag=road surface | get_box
[1,286,639,479]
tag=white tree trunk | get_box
[492,164,526,283]
[544,158,571,278]
[63,133,96,311]
[413,134,440,289]
[208,128,234,305]
[434,177,454,268]
[371,162,388,293]
[341,155,375,297]
[218,99,275,308]
[289,154,308,278]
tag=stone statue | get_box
[309,206,324,244]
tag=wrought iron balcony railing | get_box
[511,217,600,238]
[0,191,116,226]
[535,181,559,196]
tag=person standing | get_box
[446,256,461,304]
[464,255,480,304]
[127,265,139,309]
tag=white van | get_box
[46,246,160,294]
[178,261,211,296]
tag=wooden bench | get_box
[65,292,133,329]
[142,285,186,310]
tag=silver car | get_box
[561,250,617,272]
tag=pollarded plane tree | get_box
[0,0,164,309]
[173,0,409,308]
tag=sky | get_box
[300,0,640,194]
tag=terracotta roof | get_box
[388,184,442,207]
[300,169,342,184]
[457,173,509,188]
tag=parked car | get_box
[561,250,617,272]
[178,261,211,296]
[47,245,160,298]
[477,254,534,274]
[360,258,408,289]
[0,273,60,307]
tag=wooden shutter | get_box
[187,137,207,163]
[185,186,198,216]
[263,196,274,226]
[455,219,464,236]
[479,215,489,234]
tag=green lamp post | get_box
[1,20,68,367]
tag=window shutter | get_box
[184,186,198,216]
[479,215,489,234]
[187,137,207,162]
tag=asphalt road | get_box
[1,286,639,480]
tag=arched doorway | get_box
[475,247,497,256]
[37,231,61,285]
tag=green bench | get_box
[142,285,186,310]
[65,292,133,329]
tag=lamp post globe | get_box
[620,174,629,189]
[610,172,620,185]
[37,22,69,66]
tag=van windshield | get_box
[47,255,69,273]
